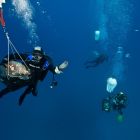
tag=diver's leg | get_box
[32,88,38,96]
[31,81,38,96]
[0,84,23,98]
[0,87,11,98]
[18,85,33,106]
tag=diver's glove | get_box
[55,60,68,74]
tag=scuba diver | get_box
[112,92,127,114]
[84,52,108,68]
[102,92,127,121]
[0,46,68,106]
[102,96,112,112]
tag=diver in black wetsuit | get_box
[102,96,112,112]
[0,46,68,105]
[102,92,127,115]
[112,92,127,115]
[85,53,108,68]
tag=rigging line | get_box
[9,40,30,70]
[5,33,30,70]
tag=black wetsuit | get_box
[0,53,57,105]
[112,93,127,114]
[102,92,127,115]
[85,54,108,68]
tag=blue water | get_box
[0,0,140,140]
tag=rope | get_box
[5,32,30,76]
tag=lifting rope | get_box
[4,30,30,78]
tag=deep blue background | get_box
[0,0,140,140]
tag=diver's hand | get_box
[55,61,68,74]
[59,61,68,70]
